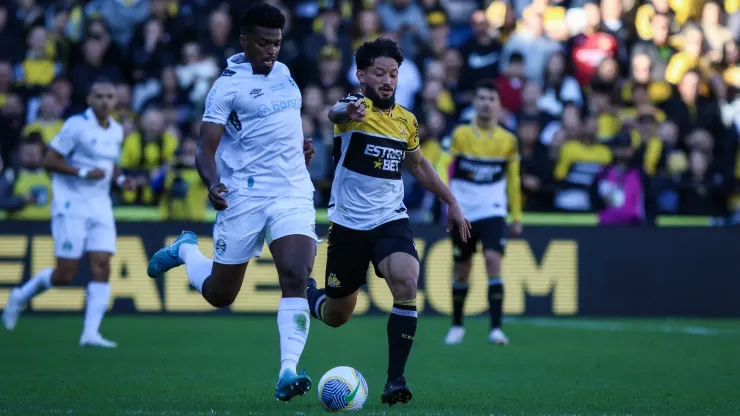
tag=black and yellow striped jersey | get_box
[329,93,419,230]
[554,140,612,187]
[442,123,522,222]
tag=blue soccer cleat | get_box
[275,369,312,402]
[147,231,198,278]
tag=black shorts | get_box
[324,218,419,299]
[451,216,507,262]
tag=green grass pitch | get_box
[1,316,739,416]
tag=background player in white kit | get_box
[2,78,136,347]
[146,4,319,403]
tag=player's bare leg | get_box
[270,235,316,401]
[445,259,472,345]
[484,249,508,345]
[307,288,358,328]
[377,252,419,406]
[80,251,116,348]
[148,231,248,308]
[3,258,78,331]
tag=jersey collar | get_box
[226,53,254,75]
[84,108,114,129]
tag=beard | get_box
[365,86,396,110]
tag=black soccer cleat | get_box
[381,377,412,406]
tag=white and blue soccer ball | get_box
[317,366,368,412]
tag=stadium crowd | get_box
[0,0,738,224]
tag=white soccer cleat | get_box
[2,289,24,331]
[80,333,118,348]
[489,328,509,345]
[444,326,465,345]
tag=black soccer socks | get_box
[451,281,469,327]
[488,277,504,329]
[387,299,417,380]
[306,279,326,322]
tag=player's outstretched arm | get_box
[405,149,471,241]
[328,95,366,124]
[197,122,228,210]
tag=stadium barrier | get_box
[1,221,738,317]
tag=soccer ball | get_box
[317,366,368,412]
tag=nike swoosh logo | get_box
[344,381,360,402]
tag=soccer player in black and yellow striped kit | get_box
[306,38,471,406]
[439,80,523,346]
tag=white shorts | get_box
[51,214,117,259]
[212,194,318,264]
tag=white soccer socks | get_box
[178,243,212,294]
[15,267,53,304]
[277,297,311,376]
[83,281,110,337]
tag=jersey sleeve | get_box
[49,117,83,156]
[407,116,420,151]
[506,135,523,222]
[333,93,366,133]
[202,78,237,125]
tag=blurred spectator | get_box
[661,70,719,142]
[376,0,428,59]
[175,42,219,106]
[678,149,727,215]
[120,108,179,205]
[14,0,44,29]
[519,114,553,211]
[664,24,710,85]
[0,5,24,62]
[537,51,583,118]
[458,10,503,97]
[201,8,240,68]
[569,2,621,86]
[14,26,63,94]
[0,61,14,106]
[49,77,72,117]
[631,11,676,81]
[130,18,176,82]
[312,45,347,90]
[159,137,208,221]
[141,67,193,126]
[303,6,350,64]
[68,39,122,113]
[500,6,561,83]
[97,0,150,47]
[701,0,732,61]
[553,114,613,211]
[0,134,49,219]
[591,132,656,226]
[495,52,525,115]
[0,93,26,166]
[22,92,63,144]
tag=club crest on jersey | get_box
[250,89,264,98]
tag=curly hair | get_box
[240,3,285,34]
[355,38,404,70]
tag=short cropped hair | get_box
[240,3,285,34]
[474,79,498,94]
[355,38,404,71]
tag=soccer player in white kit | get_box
[2,78,136,347]
[146,4,319,402]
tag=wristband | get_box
[116,175,126,187]
[77,168,90,178]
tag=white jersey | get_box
[202,53,313,198]
[48,108,124,219]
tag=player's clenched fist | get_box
[346,100,366,122]
[208,183,229,210]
